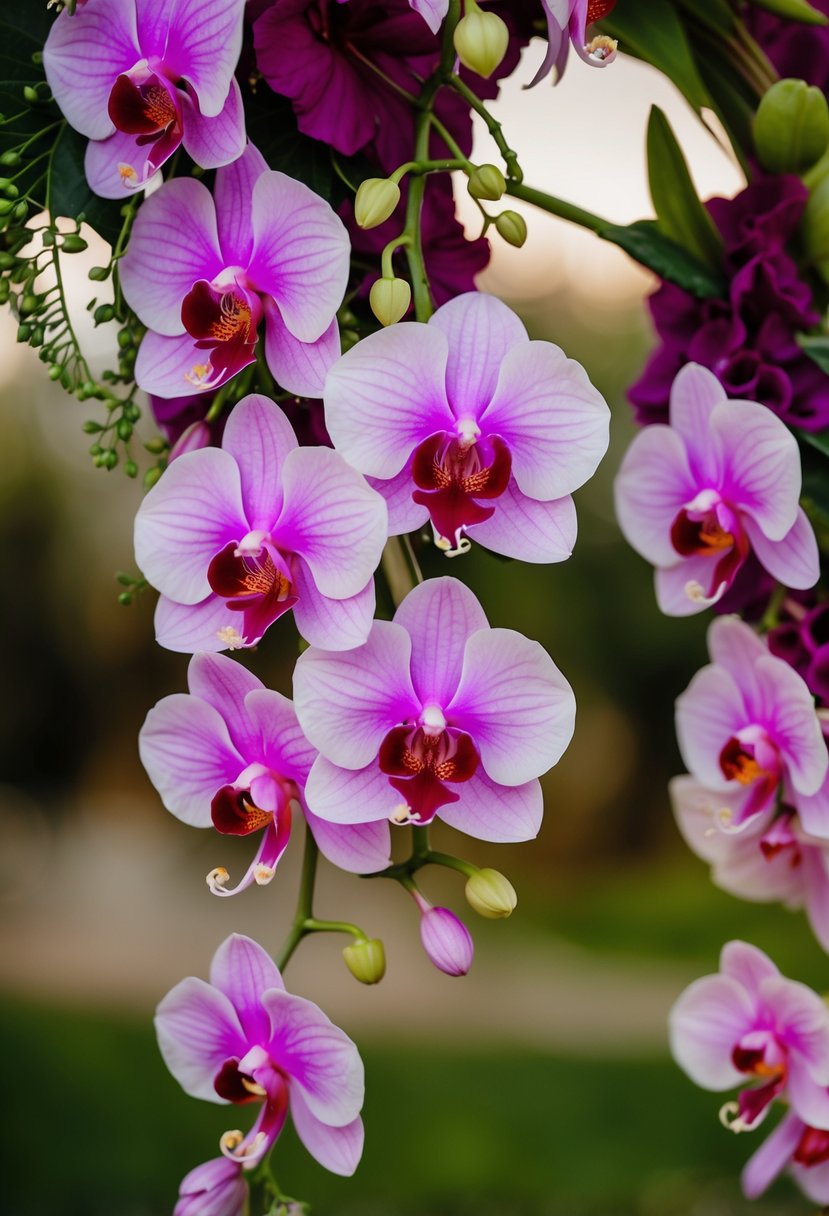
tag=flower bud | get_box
[419,906,474,976]
[354,177,401,229]
[453,7,509,79]
[467,163,506,201]
[168,420,212,462]
[465,868,517,919]
[369,276,411,326]
[494,210,527,247]
[754,78,829,174]
[343,937,386,984]
[175,1157,247,1216]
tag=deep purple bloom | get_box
[156,934,364,1176]
[529,0,618,86]
[120,144,350,399]
[615,363,819,615]
[746,0,829,94]
[743,1111,829,1204]
[670,940,829,1131]
[294,577,575,839]
[133,394,388,653]
[139,652,392,894]
[44,0,246,198]
[770,598,829,708]
[325,293,609,559]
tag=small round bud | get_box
[47,363,62,381]
[88,265,111,282]
[342,938,386,985]
[3,184,19,200]
[23,86,38,105]
[0,198,14,216]
[60,234,88,254]
[0,152,21,167]
[124,459,138,479]
[116,418,133,442]
[354,177,401,229]
[465,868,517,919]
[94,303,115,325]
[495,210,527,247]
[102,449,119,469]
[754,78,829,174]
[12,201,28,223]
[467,163,506,201]
[369,276,411,326]
[118,591,133,606]
[19,293,39,316]
[802,175,829,284]
[144,465,164,490]
[453,8,509,79]
[419,906,474,977]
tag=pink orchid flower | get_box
[670,940,829,1132]
[324,293,609,559]
[139,652,392,896]
[43,0,246,198]
[528,0,618,87]
[133,394,388,653]
[743,1110,829,1204]
[156,934,364,1177]
[293,576,575,839]
[120,144,350,399]
[615,363,819,616]
[675,616,828,833]
[174,1157,247,1216]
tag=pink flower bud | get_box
[168,420,212,463]
[419,905,474,976]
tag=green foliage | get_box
[602,0,711,112]
[244,84,340,205]
[646,106,723,271]
[745,0,828,24]
[598,219,726,298]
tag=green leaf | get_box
[798,333,829,375]
[675,0,736,35]
[243,85,338,204]
[602,0,711,113]
[597,219,726,298]
[745,0,828,25]
[646,106,723,271]
[46,123,123,246]
[797,426,829,458]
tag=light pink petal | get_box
[187,652,263,760]
[240,690,316,787]
[393,577,488,709]
[303,757,401,825]
[305,809,391,873]
[163,0,245,117]
[323,323,454,478]
[84,128,163,200]
[439,771,543,842]
[720,940,779,991]
[249,171,349,343]
[291,562,376,652]
[468,482,577,563]
[480,341,609,500]
[762,974,829,1082]
[294,621,418,767]
[155,976,246,1102]
[274,447,387,599]
[291,1091,364,1176]
[155,593,253,654]
[370,463,430,536]
[655,555,727,617]
[614,426,696,567]
[209,934,284,1045]
[793,1157,829,1205]
[797,774,829,839]
[447,629,576,785]
[119,178,223,335]
[803,841,829,953]
[139,692,243,827]
[707,617,767,697]
[221,395,297,533]
[214,143,268,265]
[788,1060,829,1129]
[743,509,820,591]
[669,972,754,1089]
[43,0,139,140]
[263,989,364,1125]
[427,293,527,416]
[134,331,216,400]
[180,77,246,171]
[264,302,340,398]
[134,448,245,604]
[755,655,827,795]
[668,363,726,482]
[410,0,449,33]
[742,1112,803,1200]
[675,665,749,789]
[714,399,802,541]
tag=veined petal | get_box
[162,0,246,118]
[410,0,450,33]
[134,331,219,400]
[480,341,609,500]
[788,1061,829,1129]
[120,178,223,335]
[447,629,576,785]
[263,302,340,398]
[655,556,729,617]
[468,482,577,563]
[755,656,827,795]
[323,323,454,478]
[720,940,779,992]
[209,934,284,1046]
[393,577,488,709]
[427,293,528,416]
[669,972,754,1089]
[221,395,297,534]
[615,426,697,567]
[715,399,802,541]
[134,448,246,604]
[155,593,252,654]
[675,665,749,789]
[707,617,767,702]
[291,1091,364,1176]
[439,771,543,842]
[155,976,247,1102]
[291,562,376,652]
[797,775,829,840]
[762,974,829,1083]
[742,1111,803,1199]
[180,78,246,171]
[303,757,401,825]
[668,362,726,483]
[243,689,317,786]
[370,463,431,536]
[84,128,167,200]
[294,621,418,768]
[214,143,268,266]
[43,0,139,140]
[249,172,349,343]
[187,653,263,760]
[743,510,819,592]
[139,692,244,827]
[305,807,391,873]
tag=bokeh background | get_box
[0,41,820,1216]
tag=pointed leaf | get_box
[647,106,724,271]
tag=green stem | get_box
[428,113,472,164]
[504,180,606,233]
[275,824,319,971]
[303,918,368,941]
[444,73,523,183]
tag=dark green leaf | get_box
[598,219,726,298]
[602,0,711,113]
[243,84,339,204]
[646,106,723,270]
[675,0,736,35]
[745,0,828,25]
[798,426,829,458]
[47,123,123,246]
[798,332,829,375]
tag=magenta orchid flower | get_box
[528,0,618,87]
[672,777,829,954]
[742,1111,829,1203]
[139,652,392,895]
[156,933,364,1177]
[43,0,246,198]
[670,940,829,1132]
[324,293,609,560]
[119,144,350,399]
[615,363,819,616]
[133,394,388,654]
[416,897,474,976]
[174,1157,247,1216]
[675,616,828,834]
[293,576,575,840]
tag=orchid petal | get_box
[797,775,829,840]
[669,973,754,1089]
[788,1060,829,1129]
[291,561,376,652]
[263,302,340,398]
[186,653,263,760]
[755,655,827,795]
[221,395,297,533]
[162,0,245,118]
[668,363,726,483]
[155,976,247,1102]
[439,771,543,842]
[468,482,577,563]
[655,556,728,617]
[291,1090,364,1176]
[742,1112,803,1200]
[154,593,251,654]
[614,426,697,566]
[214,143,268,266]
[303,757,401,825]
[209,934,284,1045]
[743,509,820,591]
[134,331,217,400]
[243,689,317,787]
[427,293,527,416]
[180,78,246,171]
[370,463,431,536]
[675,665,749,789]
[84,128,165,200]
[720,940,780,991]
[305,807,391,873]
[393,577,488,709]
[761,974,829,1082]
[43,0,139,140]
[410,0,450,34]
[714,399,802,541]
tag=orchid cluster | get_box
[9,0,829,1209]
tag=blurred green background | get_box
[0,47,817,1216]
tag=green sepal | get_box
[744,0,828,25]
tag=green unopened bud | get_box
[0,198,14,216]
[61,234,88,253]
[47,364,62,381]
[802,173,829,283]
[3,184,19,200]
[453,7,509,79]
[12,201,28,223]
[19,293,39,315]
[88,265,111,281]
[369,276,411,326]
[465,868,517,919]
[144,465,164,490]
[94,303,115,324]
[467,163,506,201]
[124,459,138,479]
[342,938,386,985]
[754,78,829,173]
[494,210,527,247]
[0,152,21,167]
[116,418,133,442]
[354,177,401,229]
[118,591,133,606]
[22,86,38,105]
